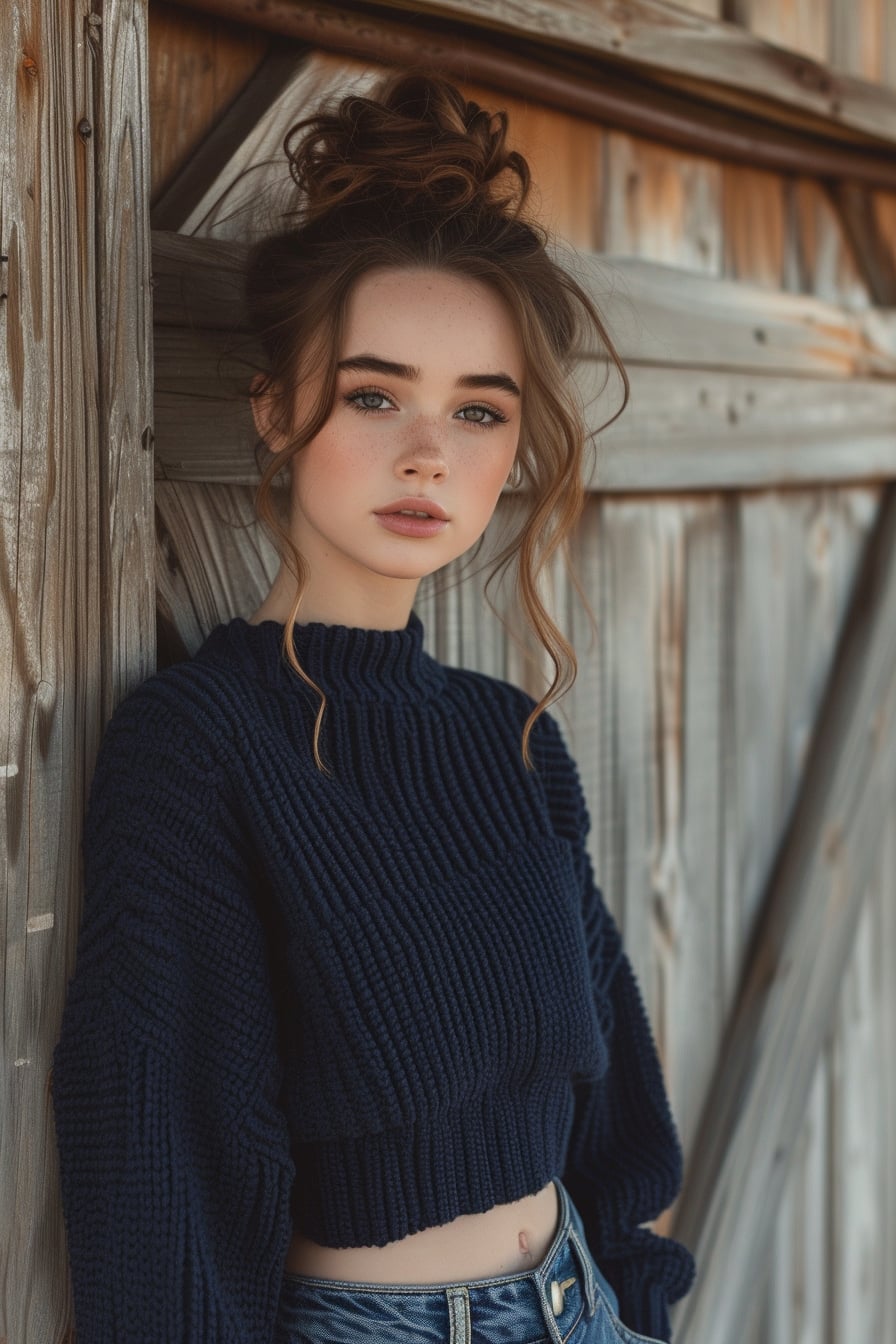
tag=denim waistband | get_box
[276,1178,618,1344]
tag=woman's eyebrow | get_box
[337,355,521,398]
[458,372,521,398]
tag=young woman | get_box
[52,71,696,1344]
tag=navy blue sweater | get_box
[52,610,695,1343]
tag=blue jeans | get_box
[274,1177,664,1344]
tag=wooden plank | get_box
[370,0,896,143]
[669,482,896,1342]
[173,0,896,144]
[602,132,722,273]
[168,0,896,188]
[721,164,787,287]
[871,189,896,261]
[570,253,896,373]
[462,79,604,252]
[1,2,154,1341]
[153,342,896,490]
[585,364,896,489]
[151,232,896,373]
[148,0,269,202]
[875,822,896,1341]
[830,0,885,83]
[676,0,721,15]
[830,896,882,1339]
[728,0,829,65]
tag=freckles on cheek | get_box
[331,435,379,478]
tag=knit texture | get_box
[53,610,696,1343]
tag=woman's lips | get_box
[374,513,449,538]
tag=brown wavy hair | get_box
[243,69,629,773]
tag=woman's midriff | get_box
[284,1178,561,1283]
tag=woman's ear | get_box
[249,374,286,454]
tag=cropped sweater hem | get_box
[293,1083,577,1247]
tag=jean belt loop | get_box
[566,1225,597,1318]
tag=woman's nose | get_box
[394,427,449,482]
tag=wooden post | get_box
[0,3,153,1338]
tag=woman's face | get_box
[253,266,524,626]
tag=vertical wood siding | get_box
[148,0,268,204]
[1,2,153,1341]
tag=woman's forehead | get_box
[341,267,524,379]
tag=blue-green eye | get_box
[456,404,508,427]
[346,389,394,413]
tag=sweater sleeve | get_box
[533,708,696,1343]
[51,688,295,1344]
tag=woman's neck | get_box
[248,575,419,632]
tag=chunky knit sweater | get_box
[52,610,696,1344]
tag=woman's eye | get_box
[457,404,507,427]
[347,389,394,413]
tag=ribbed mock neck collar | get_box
[211,609,446,706]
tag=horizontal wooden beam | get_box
[581,364,896,491]
[568,255,896,377]
[168,0,896,189]
[374,0,896,144]
[670,480,896,1340]
[151,233,896,374]
[151,232,896,491]
[154,346,896,492]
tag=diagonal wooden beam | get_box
[828,181,896,309]
[151,44,310,232]
[669,479,896,1340]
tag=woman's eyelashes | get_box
[343,386,509,428]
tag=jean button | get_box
[550,1276,576,1316]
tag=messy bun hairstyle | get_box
[244,70,629,773]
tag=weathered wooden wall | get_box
[1,2,154,1342]
[5,0,891,1339]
